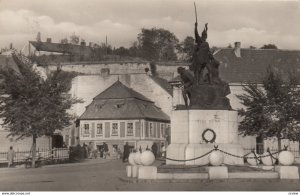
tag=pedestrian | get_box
[103,142,109,159]
[123,142,130,162]
[82,143,88,158]
[151,143,158,158]
[7,146,16,168]
[88,142,93,159]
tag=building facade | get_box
[78,80,170,158]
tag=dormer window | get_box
[95,104,103,109]
[114,104,123,108]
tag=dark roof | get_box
[214,48,300,83]
[150,76,173,95]
[30,41,94,56]
[93,80,153,102]
[80,81,170,122]
[80,98,170,122]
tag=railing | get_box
[0,148,69,165]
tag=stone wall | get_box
[44,62,187,81]
[0,130,51,152]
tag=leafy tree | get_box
[70,34,80,45]
[149,61,158,77]
[260,44,278,49]
[0,52,81,167]
[180,36,195,61]
[114,47,130,57]
[61,38,68,44]
[128,41,140,57]
[137,28,179,61]
[237,66,300,150]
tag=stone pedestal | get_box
[126,165,132,177]
[167,110,244,165]
[138,166,157,179]
[131,165,140,178]
[208,166,228,179]
[276,166,299,179]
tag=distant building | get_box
[78,80,170,158]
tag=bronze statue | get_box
[177,67,194,107]
[190,22,211,85]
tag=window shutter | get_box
[135,121,141,137]
[157,123,160,138]
[91,122,95,138]
[105,122,110,138]
[153,122,157,137]
[120,122,125,137]
[145,121,149,137]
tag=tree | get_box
[114,47,130,57]
[137,28,179,61]
[70,34,80,45]
[0,52,81,167]
[180,36,195,61]
[237,66,300,150]
[149,61,158,77]
[61,38,68,44]
[260,44,278,49]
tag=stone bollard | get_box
[276,151,299,179]
[208,151,228,179]
[138,150,157,179]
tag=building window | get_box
[127,122,134,136]
[84,124,89,134]
[112,123,119,136]
[149,122,154,137]
[96,123,103,135]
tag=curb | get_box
[42,159,113,168]
[0,159,113,172]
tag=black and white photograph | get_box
[0,0,300,193]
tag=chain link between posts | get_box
[163,145,287,162]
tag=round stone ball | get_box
[128,153,136,165]
[208,151,224,166]
[261,152,275,166]
[140,150,155,166]
[133,151,142,165]
[278,151,294,165]
[246,153,260,166]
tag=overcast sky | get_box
[0,0,300,51]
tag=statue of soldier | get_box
[177,67,194,107]
[190,22,211,85]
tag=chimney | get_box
[234,42,241,57]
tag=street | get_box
[0,159,300,191]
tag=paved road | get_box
[0,159,300,191]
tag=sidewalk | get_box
[0,157,114,172]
